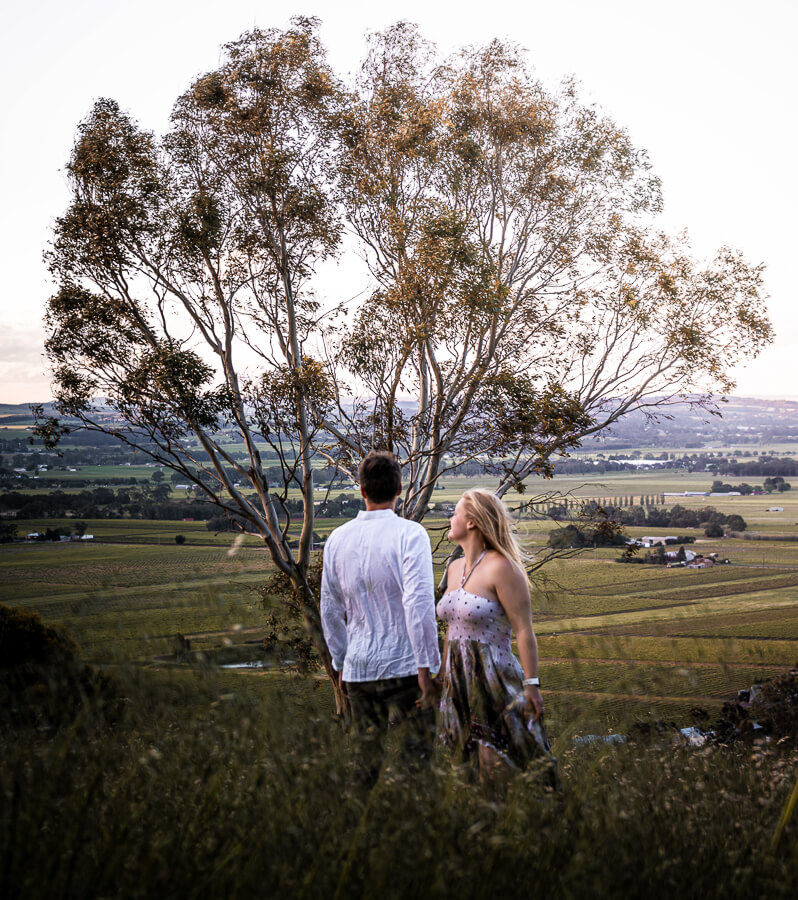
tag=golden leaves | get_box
[622,285,639,310]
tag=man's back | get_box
[321,508,440,682]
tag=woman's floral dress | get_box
[437,559,558,781]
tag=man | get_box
[321,450,441,783]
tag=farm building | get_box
[629,536,681,548]
[686,557,714,568]
[665,548,697,564]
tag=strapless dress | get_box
[436,585,557,779]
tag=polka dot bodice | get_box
[436,588,513,653]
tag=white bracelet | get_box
[523,677,540,687]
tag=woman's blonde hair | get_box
[460,489,527,571]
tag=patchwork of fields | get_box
[529,554,798,734]
[3,476,798,739]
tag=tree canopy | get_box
[325,24,771,514]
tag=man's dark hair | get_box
[358,451,402,504]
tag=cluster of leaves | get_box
[255,555,324,672]
[251,356,335,436]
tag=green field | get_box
[5,472,798,736]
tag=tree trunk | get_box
[295,579,351,725]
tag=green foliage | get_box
[726,514,747,532]
[603,502,746,532]
[547,502,626,549]
[252,356,335,435]
[256,556,323,672]
[476,376,593,477]
[548,523,584,549]
[765,477,792,493]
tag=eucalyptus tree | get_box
[40,18,348,706]
[323,23,771,519]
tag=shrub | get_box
[548,524,584,548]
[256,559,323,673]
[0,603,120,733]
[174,534,186,545]
[750,669,798,738]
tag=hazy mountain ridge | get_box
[581,397,798,449]
[3,396,798,449]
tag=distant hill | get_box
[0,403,53,417]
[3,396,798,450]
[580,397,798,449]
[0,400,114,420]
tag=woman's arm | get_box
[495,559,544,722]
[436,561,458,687]
[438,630,449,682]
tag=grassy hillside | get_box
[3,467,798,897]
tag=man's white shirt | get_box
[320,508,441,682]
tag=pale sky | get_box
[1,0,795,403]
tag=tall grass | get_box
[2,665,797,899]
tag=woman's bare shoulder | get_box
[483,549,514,573]
[485,551,528,587]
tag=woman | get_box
[436,489,557,783]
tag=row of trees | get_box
[711,478,791,494]
[715,459,798,478]
[37,19,772,707]
[603,503,747,532]
[0,488,220,522]
[609,494,667,507]
[549,503,747,550]
[0,484,366,525]
[547,523,627,550]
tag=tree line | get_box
[548,502,746,549]
[710,477,792,493]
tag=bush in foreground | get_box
[0,602,120,732]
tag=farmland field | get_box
[4,469,798,739]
